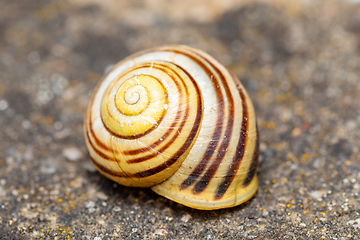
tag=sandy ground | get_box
[0,0,360,239]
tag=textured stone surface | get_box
[1,0,360,239]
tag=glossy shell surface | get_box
[84,45,259,210]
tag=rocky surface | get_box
[1,0,360,239]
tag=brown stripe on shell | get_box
[124,63,191,164]
[133,93,202,178]
[88,123,119,155]
[242,126,259,187]
[178,53,226,190]
[98,62,171,140]
[191,57,234,194]
[126,62,203,165]
[101,101,163,140]
[86,110,118,161]
[101,68,168,140]
[85,61,125,154]
[90,118,201,179]
[192,107,234,194]
[125,116,183,163]
[92,121,201,179]
[91,115,199,180]
[91,73,203,179]
[214,87,248,200]
[125,105,183,164]
[86,128,115,161]
[90,156,129,178]
[90,109,202,178]
[130,63,203,177]
[124,62,189,157]
[86,85,119,155]
[172,48,235,194]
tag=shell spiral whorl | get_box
[85,45,259,210]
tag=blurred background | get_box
[1,0,360,239]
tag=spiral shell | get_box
[84,45,259,210]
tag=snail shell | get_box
[84,45,259,210]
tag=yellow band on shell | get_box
[101,74,168,138]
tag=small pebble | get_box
[27,51,41,64]
[63,147,83,162]
[0,100,8,111]
[309,190,326,200]
[86,201,95,208]
[181,213,192,223]
[154,229,168,236]
[96,192,108,201]
[22,120,31,129]
[88,208,96,213]
[0,186,5,197]
[262,210,269,217]
[347,219,360,228]
[113,206,121,212]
